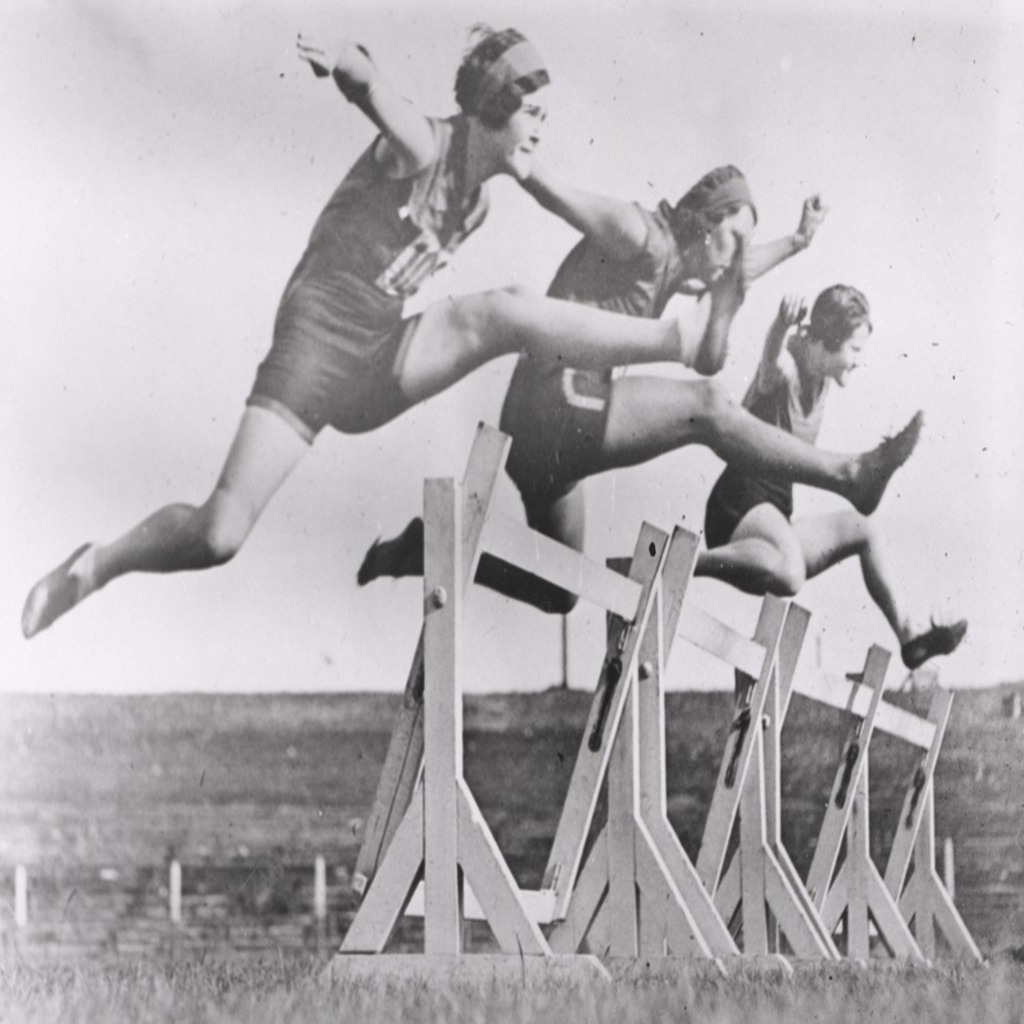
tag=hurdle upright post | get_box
[883,690,982,961]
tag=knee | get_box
[197,493,255,566]
[452,285,537,354]
[766,553,806,597]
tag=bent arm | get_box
[519,161,648,261]
[297,36,436,177]
[744,194,829,282]
[753,295,806,391]
[686,238,747,376]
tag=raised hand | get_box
[777,293,808,329]
[794,194,829,249]
[296,34,375,86]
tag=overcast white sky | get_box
[3,0,1022,696]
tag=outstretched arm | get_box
[297,35,436,178]
[518,160,649,261]
[744,195,829,282]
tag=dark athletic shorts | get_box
[704,469,794,549]
[501,367,612,502]
[247,274,418,442]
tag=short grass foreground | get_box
[1,955,1023,1024]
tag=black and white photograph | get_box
[2,0,1022,1019]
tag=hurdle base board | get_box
[405,881,559,924]
[323,952,611,988]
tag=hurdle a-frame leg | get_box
[330,470,612,985]
[798,648,924,961]
[336,425,676,982]
[694,600,839,961]
[883,690,982,961]
[353,423,510,895]
[545,526,737,967]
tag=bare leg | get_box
[793,511,911,641]
[801,514,969,669]
[697,506,967,669]
[695,505,808,596]
[22,407,310,637]
[396,286,698,404]
[598,375,921,515]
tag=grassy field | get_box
[1,685,1022,966]
[2,955,1023,1024]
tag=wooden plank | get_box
[864,855,923,960]
[821,859,848,935]
[341,790,425,953]
[353,637,425,893]
[792,669,936,750]
[630,528,740,957]
[678,605,766,678]
[713,854,740,925]
[636,591,667,827]
[775,842,836,954]
[404,882,558,925]
[847,773,870,959]
[455,781,549,955]
[355,425,509,892]
[480,511,642,619]
[805,646,889,906]
[695,596,785,893]
[923,866,983,961]
[644,813,739,956]
[633,823,711,958]
[542,524,669,915]
[738,729,769,955]
[777,603,812,719]
[606,682,640,957]
[883,690,954,898]
[659,528,702,645]
[548,831,609,955]
[422,478,462,955]
[762,604,812,853]
[763,848,838,959]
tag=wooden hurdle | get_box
[337,423,979,979]
[329,424,672,984]
[539,527,821,972]
[540,526,739,969]
[715,624,982,962]
[689,604,840,962]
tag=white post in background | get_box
[943,837,956,899]
[314,855,327,924]
[169,860,182,925]
[14,865,27,929]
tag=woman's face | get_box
[491,84,550,176]
[820,322,871,387]
[702,203,756,282]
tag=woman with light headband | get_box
[358,166,922,614]
[21,25,723,639]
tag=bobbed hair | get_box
[454,24,549,129]
[809,285,873,351]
